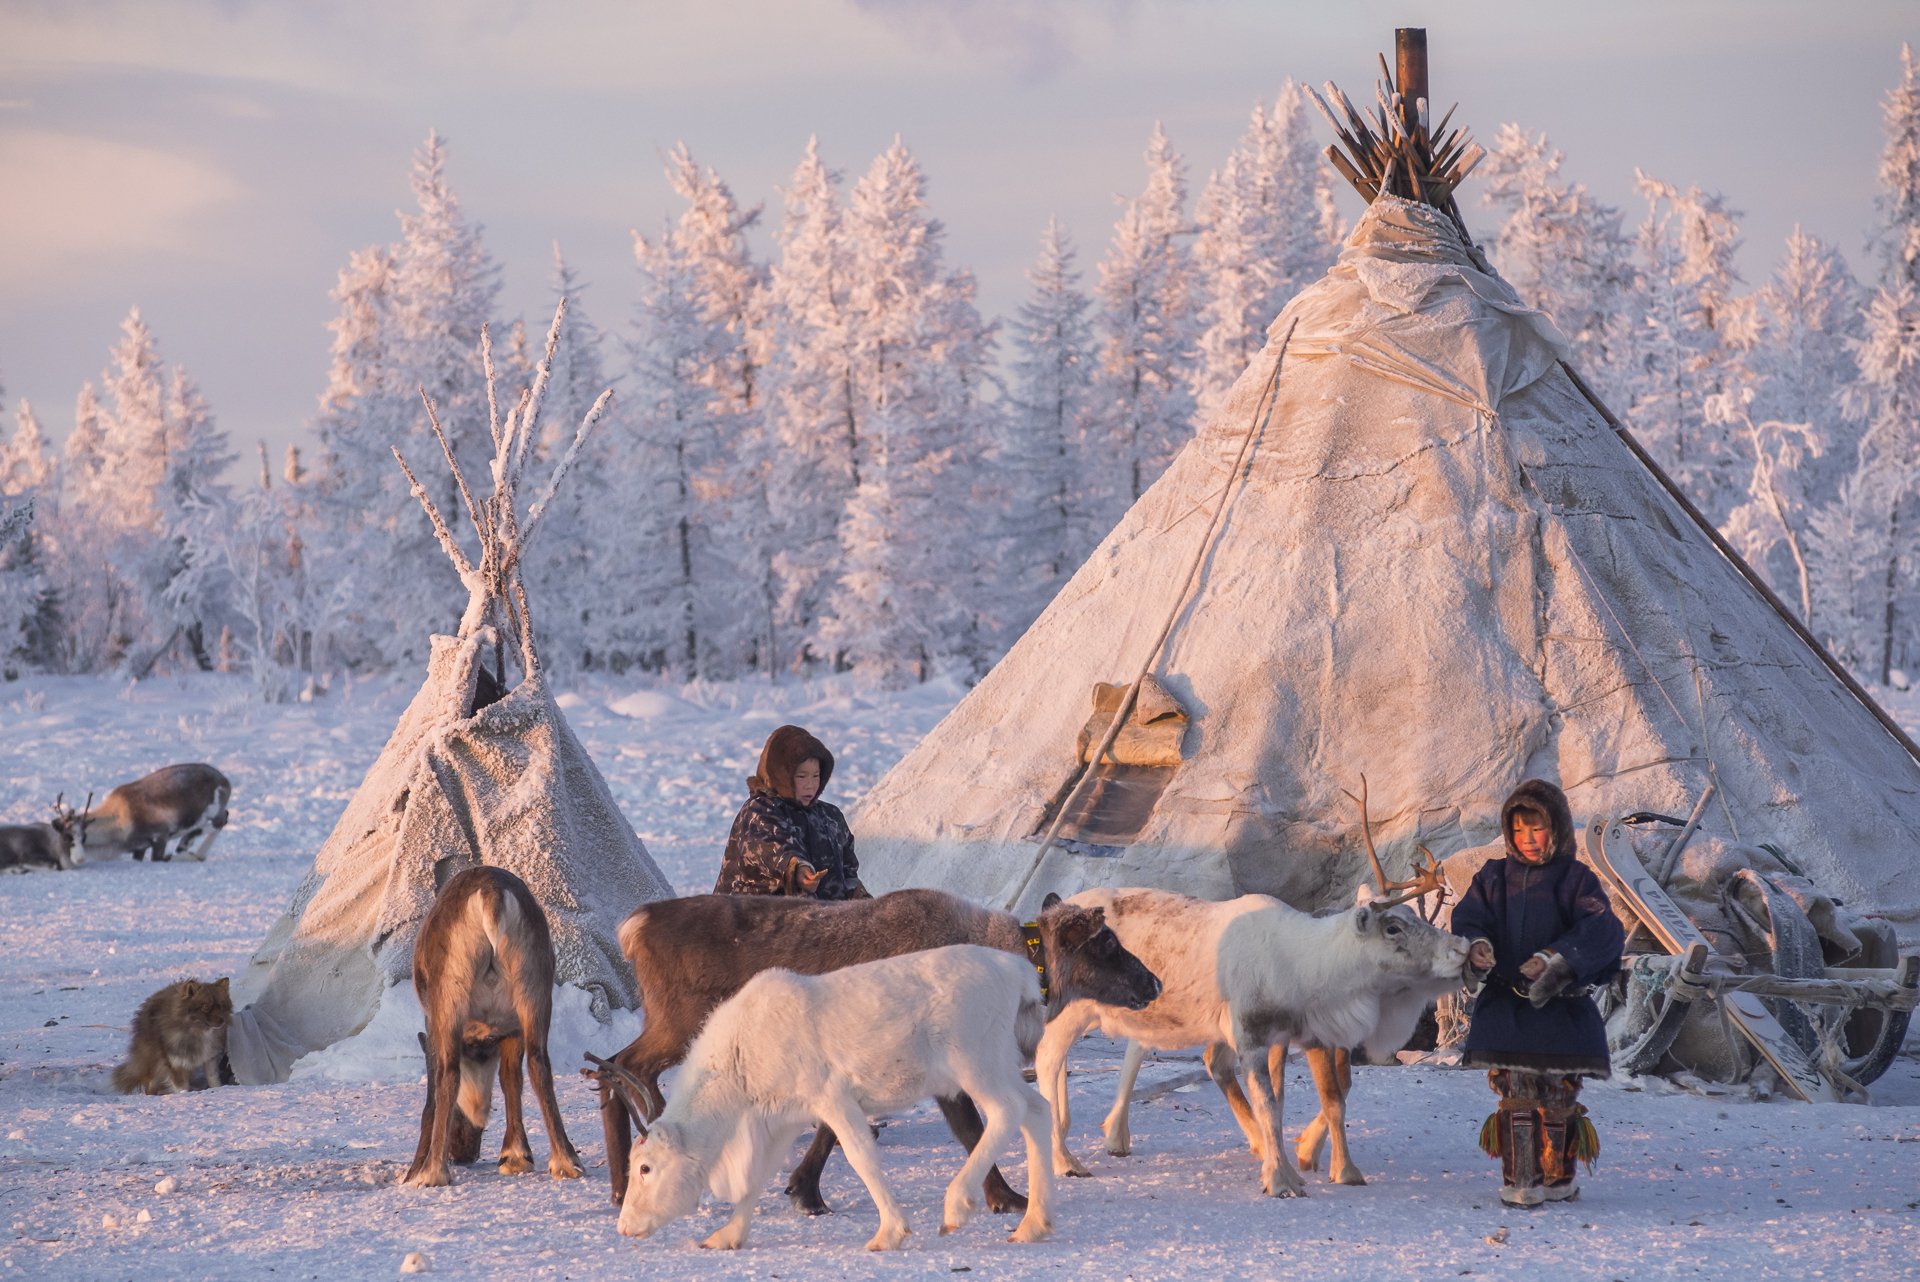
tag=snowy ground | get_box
[2,671,1918,1281]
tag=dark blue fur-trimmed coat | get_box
[1449,779,1625,1076]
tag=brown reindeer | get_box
[589,888,1160,1214]
[401,866,582,1188]
[78,764,229,862]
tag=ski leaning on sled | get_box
[1584,816,1920,1103]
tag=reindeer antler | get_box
[1341,776,1450,920]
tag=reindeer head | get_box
[48,793,88,865]
[604,1068,704,1240]
[1035,895,1162,1016]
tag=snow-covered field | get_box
[3,672,1918,1281]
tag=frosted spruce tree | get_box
[313,134,502,667]
[89,309,174,670]
[1091,123,1197,527]
[1811,45,1920,685]
[998,216,1096,639]
[628,144,767,679]
[1622,173,1754,525]
[513,248,629,674]
[153,365,236,671]
[0,400,60,674]
[1479,124,1639,404]
[758,138,856,673]
[1190,84,1342,418]
[822,138,996,686]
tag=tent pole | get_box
[1559,359,1920,770]
[1003,322,1297,913]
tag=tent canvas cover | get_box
[854,193,1920,950]
[227,309,672,1084]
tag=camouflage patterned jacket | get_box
[712,789,864,899]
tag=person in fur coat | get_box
[1450,778,1624,1207]
[712,724,870,900]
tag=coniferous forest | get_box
[6,57,1920,699]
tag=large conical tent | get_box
[855,46,1920,951]
[227,308,672,1085]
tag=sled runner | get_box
[1586,815,1919,1102]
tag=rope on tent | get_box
[1002,320,1298,913]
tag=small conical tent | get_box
[227,308,671,1084]
[854,56,1920,953]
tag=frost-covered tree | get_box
[312,133,502,668]
[1622,173,1754,524]
[1190,84,1342,417]
[1750,229,1863,510]
[1711,386,1822,624]
[1814,46,1920,686]
[155,365,235,670]
[822,138,997,686]
[1091,123,1197,525]
[997,216,1096,637]
[520,247,624,675]
[758,138,856,673]
[1479,124,1639,403]
[628,144,767,679]
[1,398,55,496]
[0,402,61,674]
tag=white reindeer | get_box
[1036,885,1471,1197]
[606,944,1057,1252]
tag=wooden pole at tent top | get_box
[1396,28,1428,132]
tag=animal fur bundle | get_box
[112,977,231,1095]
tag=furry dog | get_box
[112,977,232,1094]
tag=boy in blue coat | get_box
[1451,778,1624,1206]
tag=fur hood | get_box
[1500,778,1575,862]
[747,725,836,802]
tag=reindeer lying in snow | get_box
[608,946,1070,1251]
[591,887,1161,1215]
[1037,884,1470,1196]
[0,795,83,871]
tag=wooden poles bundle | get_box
[1305,46,1484,235]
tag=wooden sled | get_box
[1586,815,1919,1102]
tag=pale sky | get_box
[0,0,1913,470]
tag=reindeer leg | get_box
[1239,1034,1305,1197]
[937,1094,1027,1214]
[602,1032,673,1204]
[403,1028,463,1187]
[1301,1046,1363,1185]
[1010,1086,1057,1243]
[1204,1041,1263,1158]
[524,1035,580,1180]
[406,1033,437,1179]
[817,1089,911,1251]
[1035,1009,1095,1177]
[784,1126,840,1215]
[496,1034,535,1174]
[940,1092,1021,1238]
[701,1127,793,1251]
[1101,1039,1148,1156]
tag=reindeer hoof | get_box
[983,1186,1028,1215]
[400,1165,452,1189]
[499,1152,535,1176]
[788,1189,833,1216]
[865,1224,911,1251]
[549,1154,582,1180]
[1009,1217,1053,1244]
[1333,1167,1366,1187]
[699,1226,746,1250]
